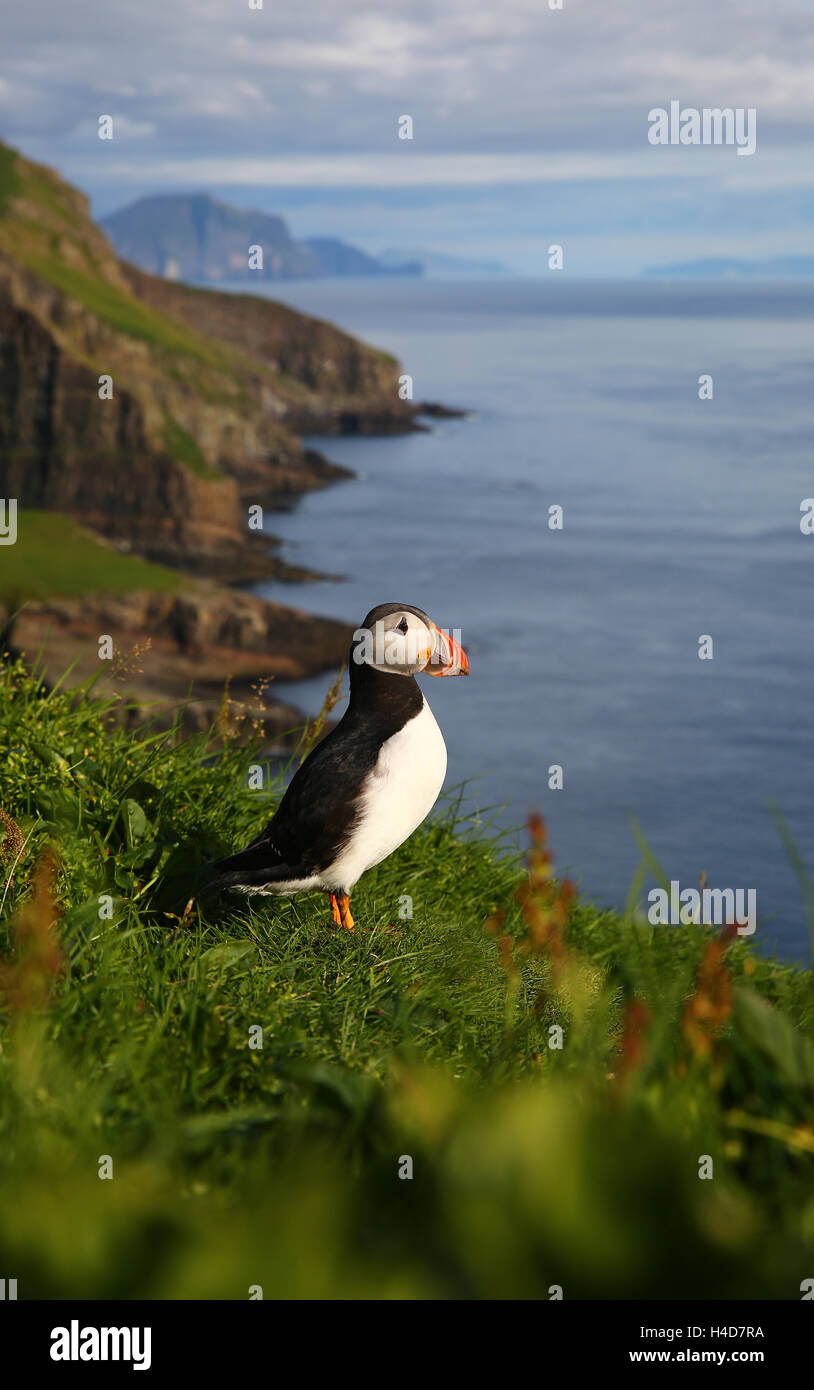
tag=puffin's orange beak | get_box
[427,623,469,677]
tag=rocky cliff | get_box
[1,584,352,749]
[0,140,416,582]
[0,140,425,740]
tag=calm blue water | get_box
[245,277,814,964]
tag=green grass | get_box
[0,510,183,602]
[0,658,813,1299]
[0,143,21,213]
[19,158,77,227]
[161,414,222,480]
[16,246,236,369]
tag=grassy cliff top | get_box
[0,659,812,1298]
[0,510,184,602]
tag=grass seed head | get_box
[0,846,64,1014]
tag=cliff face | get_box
[0,141,415,580]
[0,280,243,571]
[121,265,417,437]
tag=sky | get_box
[2,0,814,274]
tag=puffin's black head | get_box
[353,602,469,678]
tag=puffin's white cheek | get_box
[370,624,399,666]
[386,631,415,668]
[404,630,423,666]
[383,633,405,666]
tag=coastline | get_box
[0,141,465,745]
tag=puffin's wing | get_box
[206,718,374,894]
[262,721,376,866]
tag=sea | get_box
[238,276,814,964]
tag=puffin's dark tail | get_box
[151,859,216,914]
[197,862,248,899]
[153,857,254,912]
[198,840,293,898]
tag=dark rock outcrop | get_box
[2,586,352,747]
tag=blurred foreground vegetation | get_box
[1,655,813,1299]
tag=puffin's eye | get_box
[395,617,409,634]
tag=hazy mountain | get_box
[644,256,814,279]
[101,194,420,282]
[302,237,421,277]
[379,247,509,276]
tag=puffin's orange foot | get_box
[329,893,343,927]
[336,893,355,932]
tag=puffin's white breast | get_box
[326,697,447,892]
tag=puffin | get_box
[206,603,469,928]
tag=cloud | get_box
[4,0,814,160]
[60,146,799,192]
[2,0,813,271]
